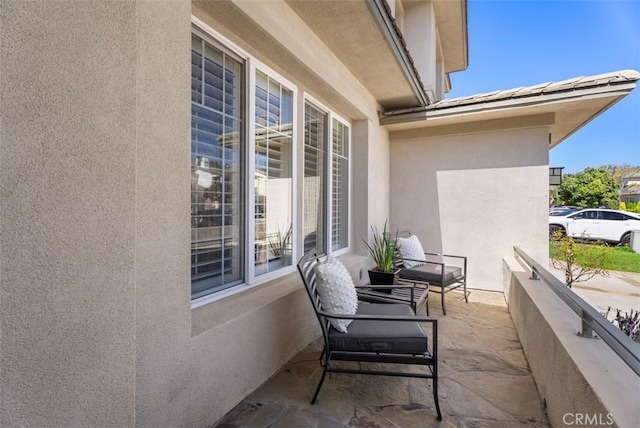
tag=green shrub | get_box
[628,201,637,211]
[620,201,627,211]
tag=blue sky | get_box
[447,0,640,173]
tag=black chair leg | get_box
[311,363,329,404]
[433,377,442,421]
[463,281,468,302]
[441,289,447,316]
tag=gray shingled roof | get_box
[382,69,640,116]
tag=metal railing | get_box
[513,246,640,377]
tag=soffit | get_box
[192,0,377,119]
[432,0,468,73]
[286,0,420,109]
[383,70,639,149]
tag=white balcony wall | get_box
[390,127,550,291]
[505,258,637,428]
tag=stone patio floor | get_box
[214,290,550,427]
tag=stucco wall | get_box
[1,1,388,426]
[390,127,549,291]
[505,258,637,428]
[1,1,138,426]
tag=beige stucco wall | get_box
[389,127,549,291]
[1,1,138,425]
[1,1,388,426]
[505,258,637,428]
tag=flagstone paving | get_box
[214,290,550,427]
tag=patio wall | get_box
[1,1,141,425]
[0,1,383,426]
[504,257,637,428]
[389,126,550,291]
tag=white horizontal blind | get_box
[191,34,245,298]
[331,119,349,251]
[303,102,327,254]
[254,70,294,276]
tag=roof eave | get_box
[366,0,429,106]
[380,82,637,126]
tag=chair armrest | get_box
[423,252,467,275]
[424,252,467,261]
[397,257,445,268]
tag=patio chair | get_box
[395,233,468,316]
[297,249,441,421]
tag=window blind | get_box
[191,35,245,298]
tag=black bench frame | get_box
[297,249,441,421]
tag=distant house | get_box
[1,1,638,426]
[620,175,640,204]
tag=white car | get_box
[549,208,640,245]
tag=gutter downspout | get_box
[366,0,429,107]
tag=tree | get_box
[604,164,640,189]
[550,233,608,288]
[556,167,619,208]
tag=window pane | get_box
[191,35,244,298]
[255,71,294,276]
[602,211,624,221]
[332,119,349,251]
[304,102,327,253]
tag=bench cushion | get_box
[399,263,462,286]
[328,303,427,354]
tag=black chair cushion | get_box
[399,263,462,286]
[328,303,427,354]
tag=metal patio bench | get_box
[297,249,441,421]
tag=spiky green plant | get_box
[268,223,292,258]
[363,221,397,273]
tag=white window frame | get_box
[330,113,352,256]
[303,93,352,258]
[191,17,298,308]
[247,60,298,284]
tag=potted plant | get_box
[363,221,398,292]
[269,223,292,265]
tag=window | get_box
[571,210,599,220]
[191,22,350,300]
[303,99,351,255]
[191,34,245,298]
[331,119,349,251]
[602,211,624,221]
[303,102,328,253]
[254,71,294,276]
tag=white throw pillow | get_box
[396,235,426,268]
[315,256,358,333]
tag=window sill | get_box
[190,266,299,337]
